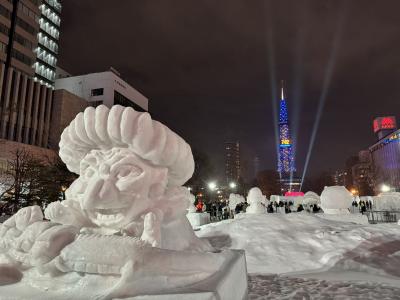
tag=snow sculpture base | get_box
[0,250,247,300]
[128,250,248,300]
[186,212,210,227]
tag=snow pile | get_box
[246,188,266,214]
[320,186,352,214]
[197,213,400,277]
[373,192,400,211]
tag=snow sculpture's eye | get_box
[116,165,142,179]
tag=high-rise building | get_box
[277,81,295,175]
[369,128,400,193]
[225,141,240,184]
[34,0,62,87]
[0,0,61,148]
[0,0,41,77]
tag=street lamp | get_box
[208,182,217,191]
[381,184,391,193]
[61,186,67,200]
[229,182,237,189]
[350,188,358,195]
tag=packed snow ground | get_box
[196,213,400,299]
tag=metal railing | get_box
[366,211,400,224]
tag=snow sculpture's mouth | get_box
[86,207,129,226]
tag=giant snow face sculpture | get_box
[68,148,168,228]
[0,105,245,300]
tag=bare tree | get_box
[1,149,43,213]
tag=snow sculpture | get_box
[302,191,321,207]
[228,193,245,213]
[187,192,197,213]
[373,192,400,211]
[246,187,266,214]
[0,105,247,300]
[320,186,352,214]
[186,193,210,227]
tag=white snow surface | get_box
[197,213,400,298]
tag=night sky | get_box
[59,0,400,182]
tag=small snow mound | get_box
[320,186,352,214]
[373,192,400,211]
[246,187,266,214]
[303,191,321,206]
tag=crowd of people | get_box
[192,195,373,222]
[351,199,373,214]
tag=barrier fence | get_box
[366,211,400,224]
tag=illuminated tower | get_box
[278,81,296,176]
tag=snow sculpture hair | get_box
[59,105,194,186]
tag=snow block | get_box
[186,212,211,227]
[127,250,248,300]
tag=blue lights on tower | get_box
[278,82,296,175]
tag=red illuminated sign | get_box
[285,191,304,197]
[373,116,397,133]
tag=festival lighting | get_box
[229,182,237,189]
[300,11,345,191]
[277,82,296,175]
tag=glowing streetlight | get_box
[229,182,237,189]
[350,188,358,195]
[381,184,391,193]
[208,182,217,191]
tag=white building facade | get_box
[54,69,148,111]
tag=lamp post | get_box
[61,186,67,200]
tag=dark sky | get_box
[59,0,400,182]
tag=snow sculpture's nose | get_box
[82,177,119,209]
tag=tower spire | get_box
[281,80,284,100]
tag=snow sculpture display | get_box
[302,191,320,207]
[373,192,400,211]
[246,187,266,214]
[187,192,197,213]
[229,193,245,213]
[0,105,247,300]
[186,193,210,227]
[320,186,352,214]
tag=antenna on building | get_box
[281,80,284,100]
[109,67,121,77]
